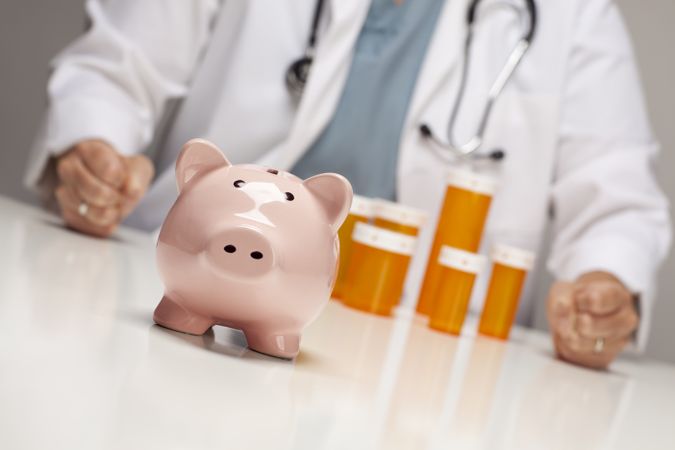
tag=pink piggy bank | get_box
[153,139,352,358]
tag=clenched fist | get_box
[547,272,638,370]
[55,140,154,238]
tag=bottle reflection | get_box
[380,325,461,449]
[425,336,508,449]
[448,338,507,439]
[287,302,402,450]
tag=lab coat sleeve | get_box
[547,0,672,350]
[24,0,220,191]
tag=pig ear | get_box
[175,139,231,192]
[303,173,353,233]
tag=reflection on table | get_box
[0,196,672,450]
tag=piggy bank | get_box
[153,139,352,358]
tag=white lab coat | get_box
[25,0,671,348]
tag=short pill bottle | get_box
[333,195,377,300]
[478,244,536,340]
[372,199,427,237]
[429,246,486,335]
[342,223,417,316]
[417,169,497,315]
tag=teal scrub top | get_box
[292,0,445,200]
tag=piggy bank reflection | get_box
[154,139,353,359]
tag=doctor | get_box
[26,0,670,369]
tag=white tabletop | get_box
[1,196,674,450]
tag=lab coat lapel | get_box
[272,0,370,170]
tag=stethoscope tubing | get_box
[424,0,537,161]
[285,0,537,162]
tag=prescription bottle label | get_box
[343,223,416,316]
[373,199,427,237]
[333,196,377,300]
[417,169,497,315]
[478,244,535,340]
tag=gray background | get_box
[0,1,673,362]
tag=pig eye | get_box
[285,192,295,201]
[233,180,245,188]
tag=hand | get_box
[546,272,638,370]
[55,140,154,238]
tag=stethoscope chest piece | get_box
[284,0,325,99]
[285,56,313,99]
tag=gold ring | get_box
[78,201,89,217]
[594,337,605,354]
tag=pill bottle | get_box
[417,169,497,315]
[333,195,377,300]
[478,244,536,340]
[342,223,417,316]
[429,246,486,335]
[373,199,427,237]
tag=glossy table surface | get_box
[1,196,674,450]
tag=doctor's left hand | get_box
[546,272,639,370]
[54,140,154,238]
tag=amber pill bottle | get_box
[342,223,417,316]
[372,199,427,237]
[333,195,377,300]
[479,244,536,340]
[417,169,497,315]
[429,246,486,335]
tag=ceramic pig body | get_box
[154,139,352,358]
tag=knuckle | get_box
[596,295,614,312]
[54,185,67,201]
[577,315,594,335]
[56,158,72,180]
[100,159,123,181]
[86,183,112,204]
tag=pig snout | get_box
[206,226,275,277]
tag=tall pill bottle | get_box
[417,169,497,315]
[373,199,427,237]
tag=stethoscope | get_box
[285,0,326,98]
[285,0,538,162]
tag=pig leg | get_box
[243,329,301,359]
[153,295,214,335]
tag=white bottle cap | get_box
[374,199,428,228]
[352,222,417,256]
[350,195,377,218]
[491,244,536,271]
[438,246,486,274]
[446,168,498,196]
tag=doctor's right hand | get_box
[546,273,638,370]
[54,140,154,238]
